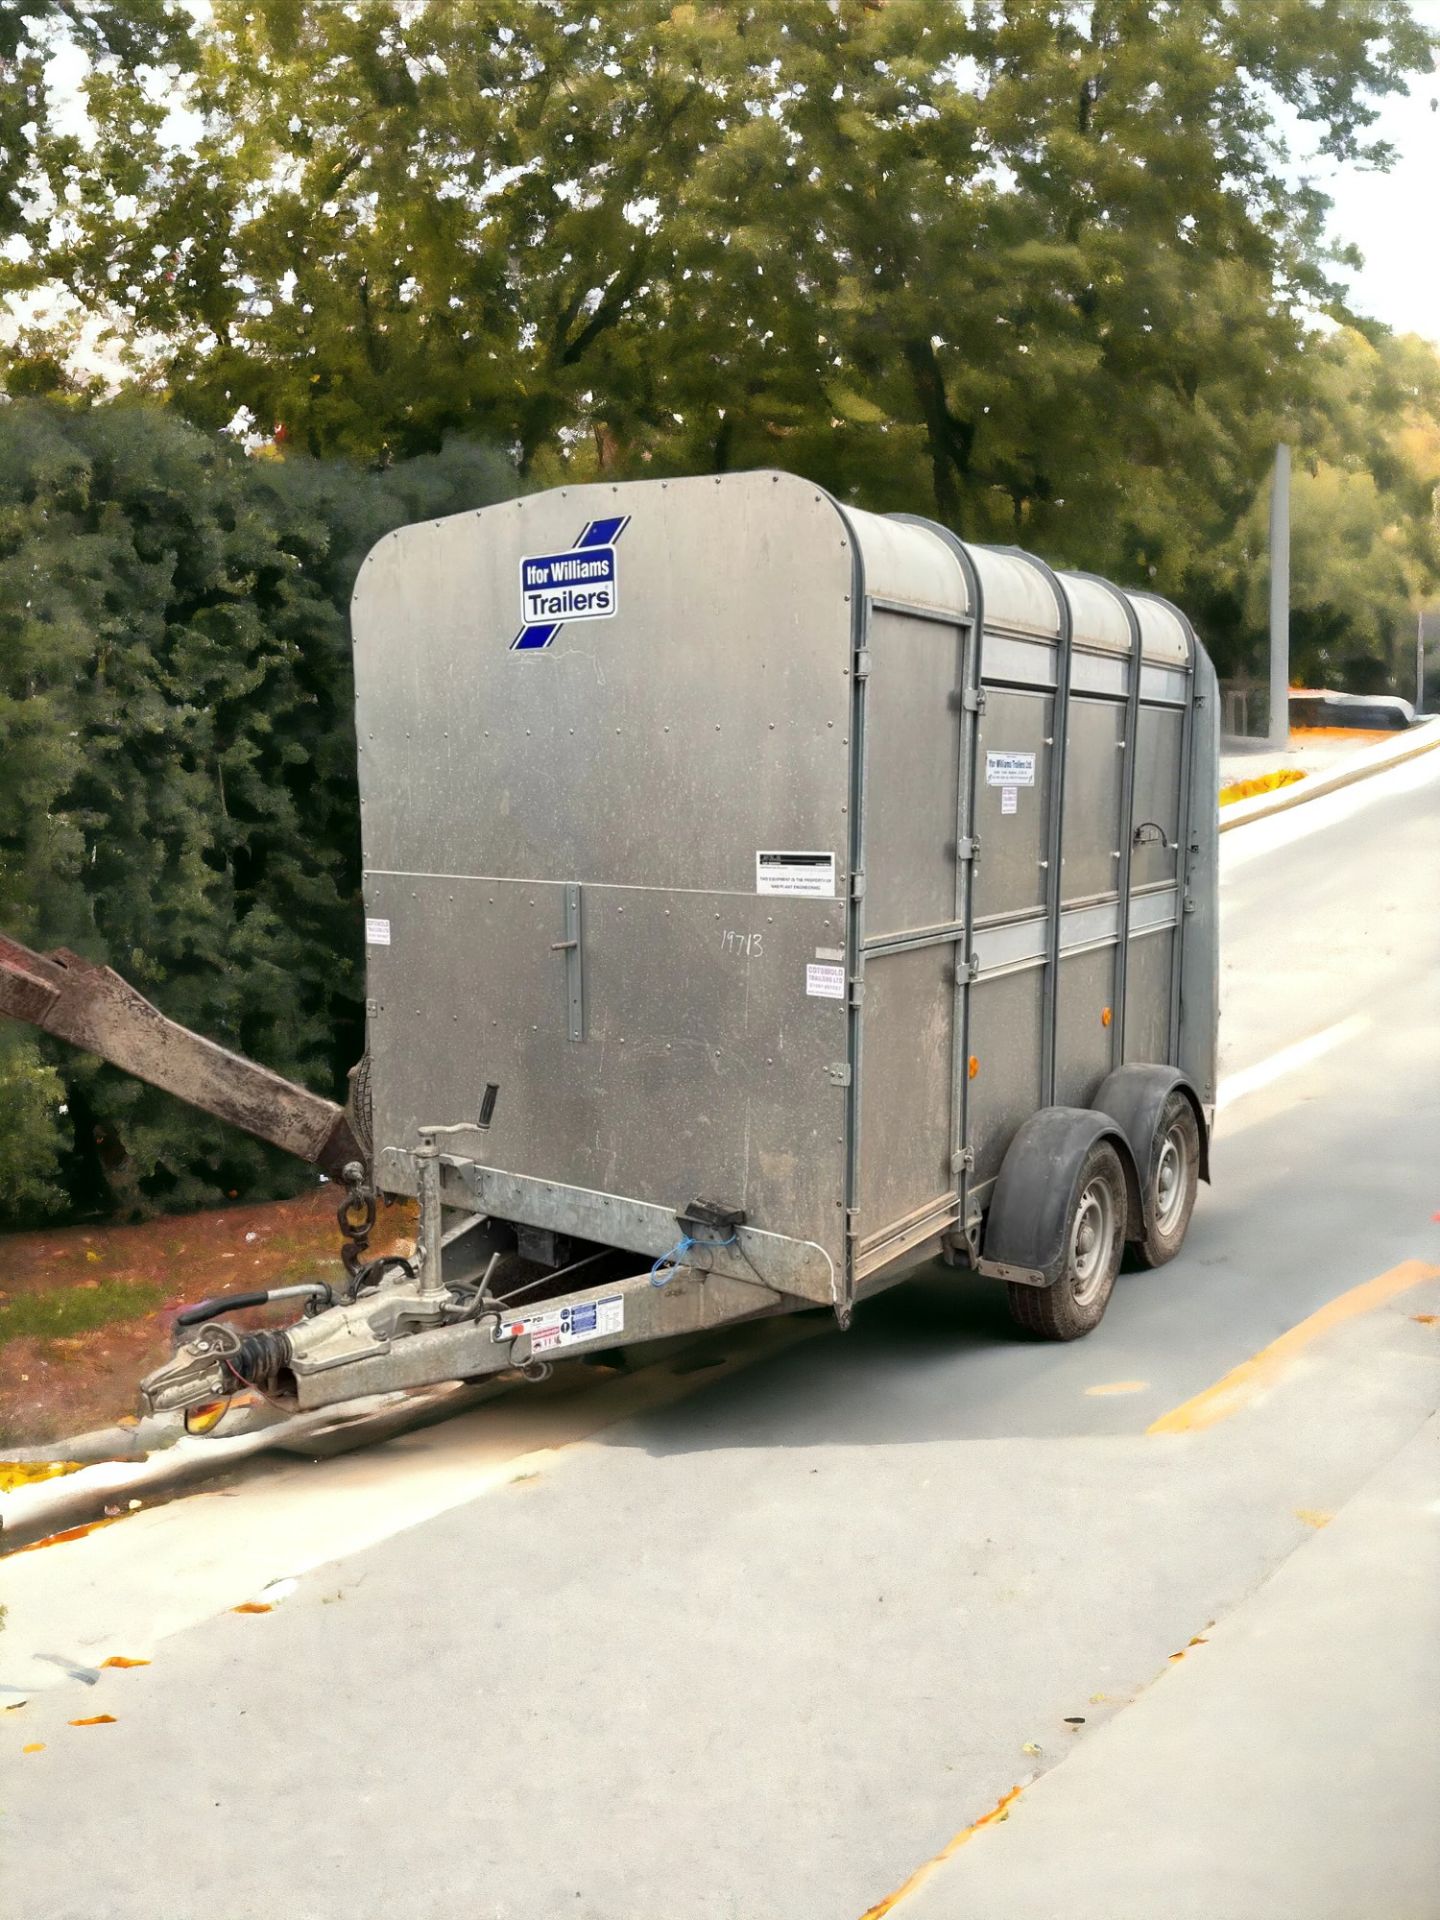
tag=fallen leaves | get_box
[14,1515,126,1555]
[231,1602,272,1615]
[100,1656,150,1669]
[22,1743,45,1754]
[1168,1634,1209,1663]
[68,1715,117,1727]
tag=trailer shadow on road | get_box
[596,1261,1202,1458]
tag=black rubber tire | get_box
[1129,1091,1200,1270]
[1006,1140,1126,1341]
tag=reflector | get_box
[184,1397,232,1436]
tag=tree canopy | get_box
[8,5,1431,467]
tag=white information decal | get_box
[365,917,392,947]
[986,751,1036,788]
[1001,785,1018,816]
[493,1294,624,1353]
[757,851,836,898]
[806,963,846,1000]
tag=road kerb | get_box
[1219,718,1440,831]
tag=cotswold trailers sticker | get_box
[756,851,836,898]
[805,963,845,999]
[513,515,630,650]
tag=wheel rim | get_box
[1068,1177,1116,1306]
[1154,1125,1188,1236]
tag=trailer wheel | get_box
[1130,1092,1200,1270]
[1006,1141,1126,1340]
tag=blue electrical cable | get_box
[650,1229,737,1287]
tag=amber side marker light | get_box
[184,1397,232,1437]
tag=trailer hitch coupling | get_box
[143,1323,296,1415]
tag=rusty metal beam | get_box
[0,933,363,1178]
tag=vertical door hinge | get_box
[950,1146,975,1175]
[850,870,867,901]
[962,686,987,714]
[853,649,872,680]
[957,836,978,863]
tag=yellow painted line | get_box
[1149,1260,1440,1435]
[0,1461,85,1495]
[1084,1380,1148,1397]
[1218,719,1440,831]
[857,1785,1024,1918]
[1219,767,1306,807]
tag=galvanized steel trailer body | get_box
[247,467,1218,1405]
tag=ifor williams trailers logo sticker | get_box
[513,514,631,650]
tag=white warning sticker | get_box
[806,963,846,1000]
[493,1294,624,1353]
[757,851,836,898]
[365,917,392,947]
[1001,785,1018,816]
[986,751,1036,787]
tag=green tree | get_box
[2,4,194,259]
[1196,328,1440,689]
[12,0,1431,562]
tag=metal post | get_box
[1417,608,1426,716]
[1268,444,1290,748]
[414,1135,445,1293]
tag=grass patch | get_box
[0,1278,167,1347]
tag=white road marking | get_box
[1216,1014,1371,1112]
[0,1318,819,1704]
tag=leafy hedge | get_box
[0,401,513,1223]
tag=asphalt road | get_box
[4,749,1439,1920]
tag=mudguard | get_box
[979,1106,1142,1289]
[1092,1063,1210,1238]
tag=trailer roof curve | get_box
[838,503,1194,670]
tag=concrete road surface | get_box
[3,749,1439,1920]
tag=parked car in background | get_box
[1289,690,1416,731]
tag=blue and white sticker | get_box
[513,514,630,650]
[520,545,617,625]
[492,1293,625,1353]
